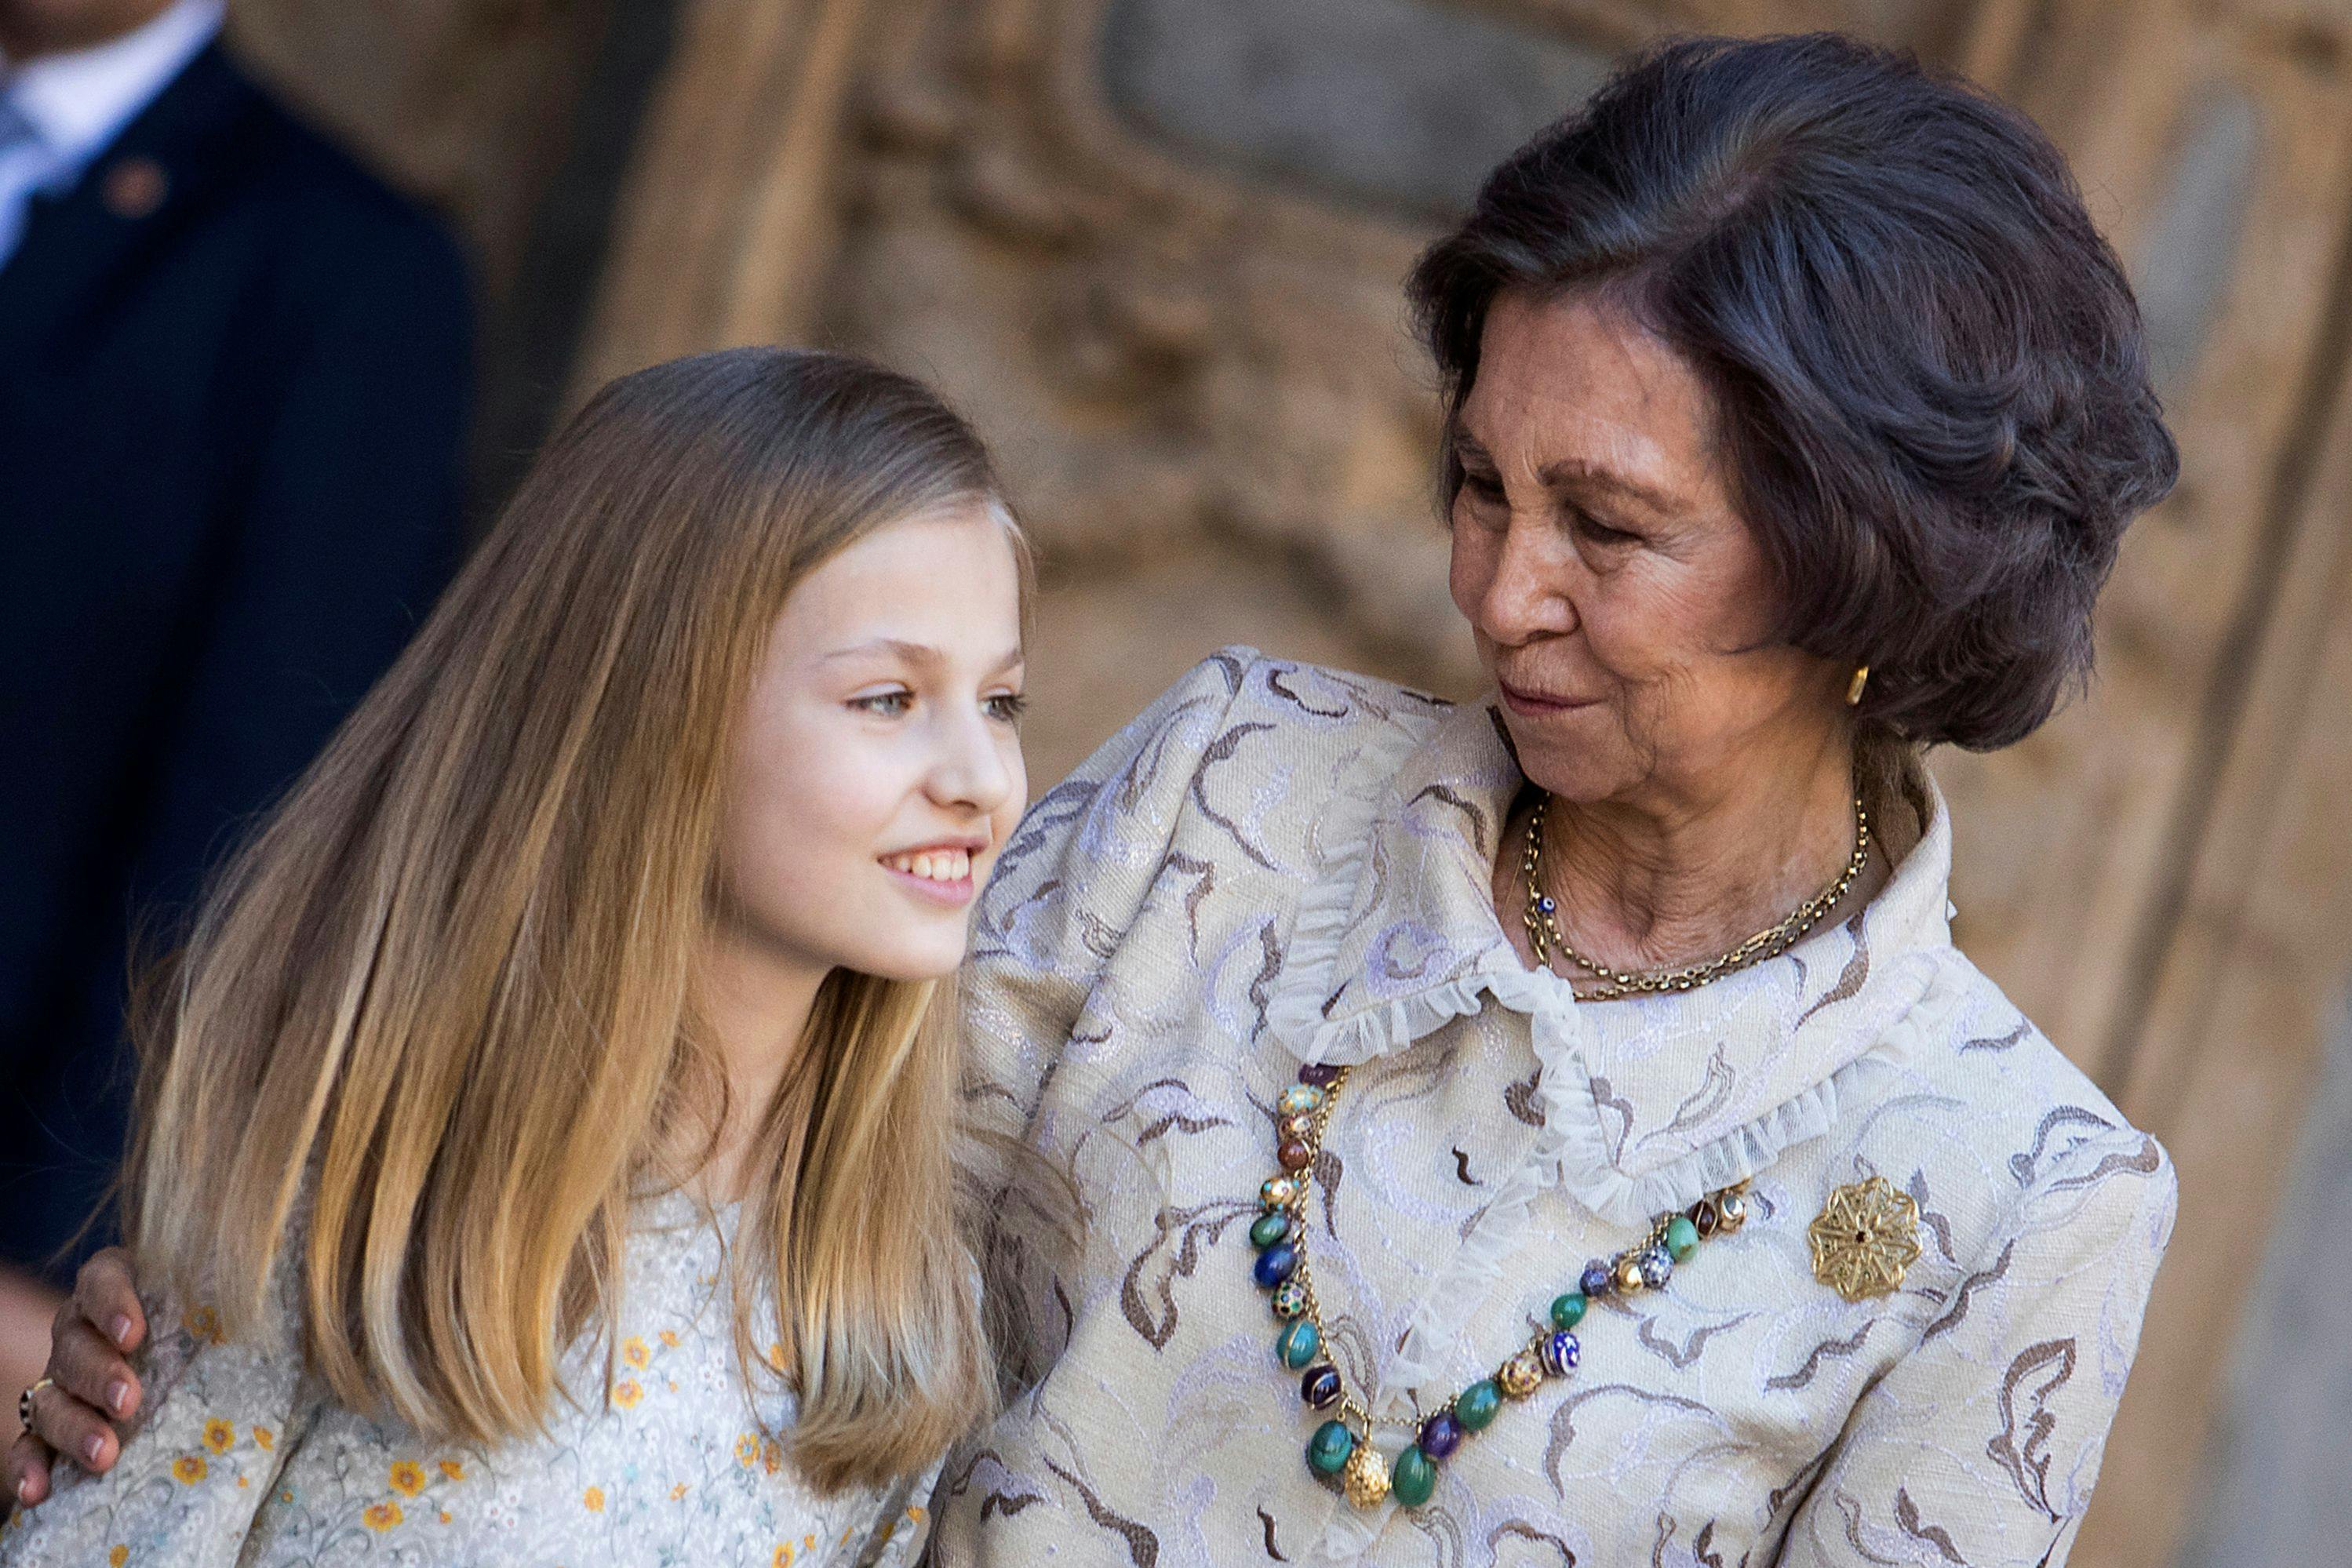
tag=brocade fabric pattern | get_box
[0,1195,934,1567]
[929,649,2175,1567]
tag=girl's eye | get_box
[985,693,1029,725]
[851,691,912,717]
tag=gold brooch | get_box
[1808,1176,1921,1301]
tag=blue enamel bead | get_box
[1254,1242,1297,1288]
[1300,1364,1342,1408]
[1277,1084,1326,1118]
[1579,1261,1613,1297]
[1539,1330,1581,1377]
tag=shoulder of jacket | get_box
[1902,951,2171,1196]
[1171,645,1455,763]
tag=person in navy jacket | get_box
[0,0,473,1399]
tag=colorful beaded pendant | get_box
[1247,1060,1753,1510]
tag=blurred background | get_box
[6,0,2351,1560]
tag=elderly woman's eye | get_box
[1575,512,1639,547]
[1462,471,1506,501]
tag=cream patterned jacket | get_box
[929,649,2175,1568]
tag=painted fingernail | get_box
[110,1315,133,1345]
[85,1435,104,1462]
[108,1381,130,1414]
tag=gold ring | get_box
[17,1376,56,1435]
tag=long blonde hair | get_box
[126,347,1015,1490]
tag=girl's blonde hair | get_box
[126,347,1018,1490]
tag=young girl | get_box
[1,347,1039,1565]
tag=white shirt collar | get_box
[2,0,224,167]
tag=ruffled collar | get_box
[1265,697,1965,1225]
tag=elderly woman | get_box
[15,32,2175,1568]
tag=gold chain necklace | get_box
[1521,790,1870,1000]
[1252,1064,1751,1508]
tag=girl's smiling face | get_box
[715,503,1029,984]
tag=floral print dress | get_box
[0,1195,935,1568]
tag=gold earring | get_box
[1846,665,1870,706]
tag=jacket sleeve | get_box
[959,647,1260,1127]
[0,1286,320,1566]
[1775,1130,2177,1567]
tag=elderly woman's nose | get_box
[1476,522,1579,642]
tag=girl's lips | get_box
[1499,682,1600,716]
[883,862,978,908]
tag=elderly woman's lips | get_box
[1499,682,1598,715]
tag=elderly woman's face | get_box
[1449,290,1840,808]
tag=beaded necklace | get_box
[1250,1062,1752,1509]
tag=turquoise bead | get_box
[1277,1318,1322,1369]
[1251,1211,1293,1249]
[1549,1291,1587,1330]
[1666,1214,1700,1261]
[1455,1378,1502,1432]
[1392,1444,1437,1507]
[1307,1419,1355,1475]
[1277,1084,1326,1118]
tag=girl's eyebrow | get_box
[822,638,1025,675]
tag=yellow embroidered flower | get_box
[438,1511,452,1524]
[760,1438,782,1475]
[388,1461,426,1496]
[671,1482,689,1501]
[908,1505,926,1523]
[621,1337,650,1369]
[735,1434,758,1468]
[363,1501,403,1532]
[764,1341,787,1372]
[439,1459,465,1482]
[582,1486,605,1512]
[171,1455,208,1485]
[236,1476,249,1489]
[182,1306,222,1344]
[657,1330,679,1348]
[109,1548,128,1566]
[772,1547,796,1566]
[252,1426,274,1450]
[202,1419,235,1453]
[612,1378,643,1410]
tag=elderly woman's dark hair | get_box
[1408,32,2178,751]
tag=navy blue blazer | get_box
[0,42,473,1280]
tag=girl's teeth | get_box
[889,850,972,881]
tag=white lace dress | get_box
[0,1195,937,1568]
